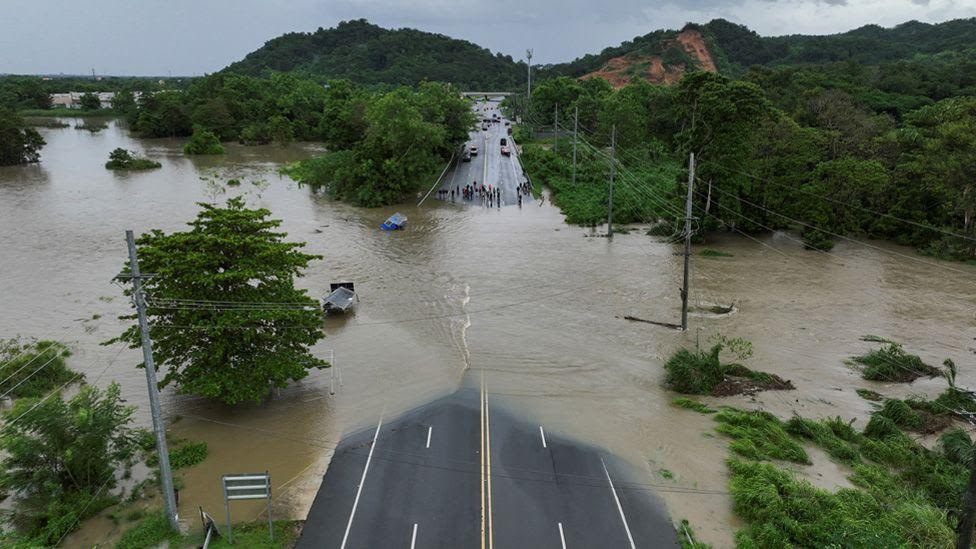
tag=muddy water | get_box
[2,120,975,547]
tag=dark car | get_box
[462,149,472,162]
[500,138,507,146]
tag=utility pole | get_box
[554,103,559,154]
[607,125,616,238]
[572,106,578,185]
[125,230,179,531]
[526,49,533,103]
[681,153,696,331]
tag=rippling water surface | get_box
[1,120,974,546]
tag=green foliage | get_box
[0,383,137,544]
[105,148,161,170]
[207,519,303,549]
[677,519,711,549]
[183,127,225,155]
[287,81,473,206]
[224,19,525,90]
[714,409,809,463]
[111,197,326,404]
[784,415,861,463]
[728,458,954,548]
[878,399,923,429]
[115,510,183,549]
[856,388,884,401]
[79,92,101,111]
[0,338,75,398]
[853,343,940,382]
[939,427,973,466]
[664,345,727,395]
[672,397,716,414]
[0,107,45,165]
[169,441,208,469]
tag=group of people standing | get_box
[437,178,534,208]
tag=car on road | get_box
[462,149,471,162]
[500,138,507,146]
[500,146,510,156]
[469,145,478,155]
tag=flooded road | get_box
[2,119,975,546]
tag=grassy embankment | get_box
[116,512,301,549]
[666,337,974,547]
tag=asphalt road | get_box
[297,387,679,548]
[437,100,530,208]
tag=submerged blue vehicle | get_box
[380,212,407,231]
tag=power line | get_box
[704,176,974,276]
[708,161,976,244]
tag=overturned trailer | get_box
[322,282,358,314]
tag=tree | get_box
[79,92,101,111]
[0,383,137,545]
[110,90,136,115]
[0,108,45,166]
[112,198,327,404]
[183,126,225,155]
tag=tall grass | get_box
[853,343,940,382]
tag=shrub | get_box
[115,510,182,549]
[939,427,972,466]
[878,399,923,429]
[170,441,208,469]
[0,338,75,399]
[105,148,161,170]
[183,127,225,155]
[853,343,940,382]
[665,345,726,394]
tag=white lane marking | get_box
[558,522,567,549]
[539,426,547,448]
[340,417,383,549]
[411,523,418,549]
[426,426,432,449]
[601,458,636,549]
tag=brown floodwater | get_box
[2,119,975,547]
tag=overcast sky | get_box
[1,0,974,75]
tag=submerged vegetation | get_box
[105,148,162,170]
[182,127,225,155]
[664,337,793,396]
[852,342,941,382]
[672,397,716,414]
[0,338,75,399]
[0,108,45,166]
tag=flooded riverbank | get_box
[2,119,974,546]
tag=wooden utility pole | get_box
[125,230,179,531]
[681,153,695,331]
[607,125,616,238]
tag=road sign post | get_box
[221,472,273,544]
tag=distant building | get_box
[47,91,142,109]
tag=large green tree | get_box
[114,198,327,404]
[0,108,45,166]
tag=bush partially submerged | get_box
[664,340,793,396]
[105,148,161,170]
[0,338,75,399]
[853,343,940,382]
[183,127,225,155]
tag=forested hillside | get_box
[544,18,976,84]
[223,19,524,89]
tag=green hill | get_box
[543,17,976,83]
[223,19,525,90]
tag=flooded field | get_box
[2,119,974,546]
